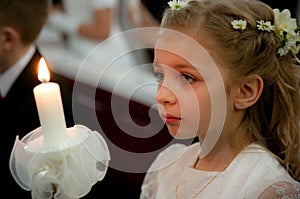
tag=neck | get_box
[194,131,251,171]
[194,144,237,171]
[0,44,31,74]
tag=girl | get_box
[140,0,300,198]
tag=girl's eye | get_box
[154,72,164,83]
[180,74,195,83]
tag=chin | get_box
[167,126,197,140]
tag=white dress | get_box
[140,143,300,199]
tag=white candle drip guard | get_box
[9,124,110,199]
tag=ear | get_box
[234,74,263,110]
[0,27,19,51]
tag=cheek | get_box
[185,85,211,114]
[179,88,212,136]
[196,96,212,140]
[156,104,164,117]
[196,92,211,127]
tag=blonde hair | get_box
[161,0,300,180]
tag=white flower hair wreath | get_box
[231,9,300,62]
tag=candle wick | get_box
[40,78,49,83]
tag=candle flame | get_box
[38,57,50,83]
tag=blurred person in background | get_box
[47,0,115,56]
[125,0,169,64]
[0,0,74,198]
[45,0,137,68]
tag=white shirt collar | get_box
[0,45,36,97]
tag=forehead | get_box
[154,30,217,71]
[154,49,193,68]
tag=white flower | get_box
[231,19,247,30]
[273,8,300,58]
[257,20,274,32]
[168,0,186,10]
[274,9,298,36]
[278,45,290,56]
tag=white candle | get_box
[33,57,67,145]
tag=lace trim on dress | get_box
[258,181,300,199]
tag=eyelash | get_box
[154,72,196,84]
[180,73,196,83]
[154,72,164,83]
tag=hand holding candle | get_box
[33,57,68,146]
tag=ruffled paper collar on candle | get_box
[9,125,110,199]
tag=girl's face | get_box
[154,50,210,139]
[153,32,228,140]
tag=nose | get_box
[156,84,177,105]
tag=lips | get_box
[161,113,181,124]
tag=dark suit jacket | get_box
[0,48,74,198]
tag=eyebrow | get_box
[153,62,195,70]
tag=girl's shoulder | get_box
[257,181,300,199]
[147,142,199,172]
[233,143,300,198]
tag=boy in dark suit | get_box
[0,0,74,198]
